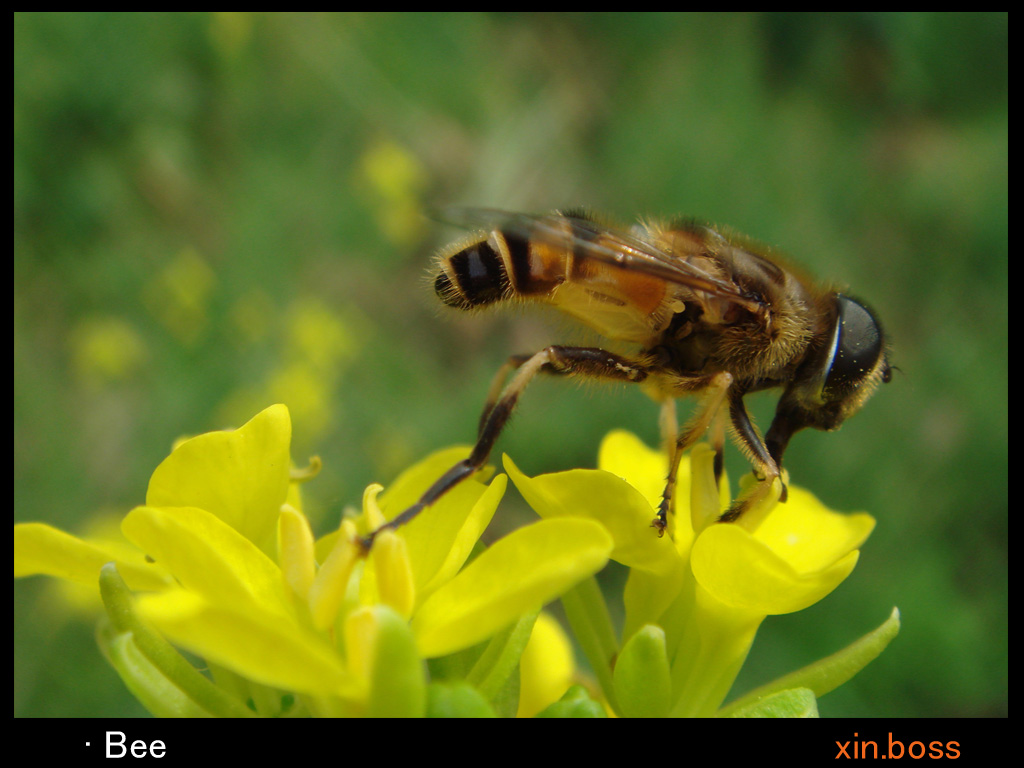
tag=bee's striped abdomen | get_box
[435,229,571,311]
[434,239,510,309]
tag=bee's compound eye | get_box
[823,295,885,400]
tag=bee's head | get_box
[765,294,890,464]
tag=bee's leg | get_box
[764,409,800,475]
[718,390,783,523]
[478,354,533,437]
[654,372,733,535]
[361,346,648,551]
[710,407,727,486]
[658,398,678,457]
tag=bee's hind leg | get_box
[477,353,533,437]
[361,346,649,552]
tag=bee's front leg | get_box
[718,389,785,523]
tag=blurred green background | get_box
[14,12,1006,717]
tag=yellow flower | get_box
[15,405,612,717]
[506,429,893,717]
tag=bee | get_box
[364,207,890,547]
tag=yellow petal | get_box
[597,429,672,512]
[691,523,860,615]
[517,612,576,718]
[418,474,507,599]
[135,588,358,698]
[504,455,679,575]
[278,504,316,600]
[146,404,291,556]
[14,522,170,591]
[753,485,875,573]
[372,530,416,620]
[122,505,290,616]
[378,447,503,594]
[411,517,612,658]
[309,520,362,631]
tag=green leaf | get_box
[427,681,497,718]
[367,605,427,718]
[560,577,619,714]
[724,687,819,718]
[98,624,216,718]
[535,685,607,718]
[466,609,538,706]
[614,625,671,718]
[97,563,254,718]
[719,607,900,716]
